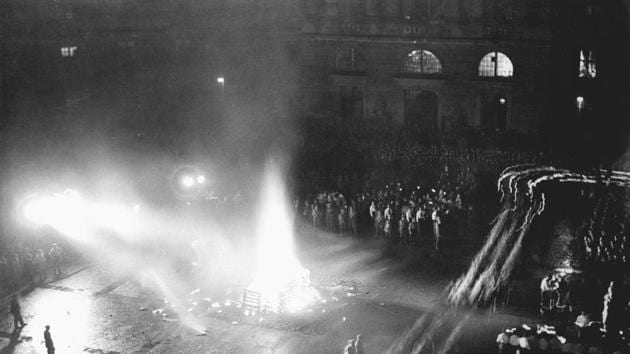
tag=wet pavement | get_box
[0,229,537,353]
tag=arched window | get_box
[478,52,513,77]
[336,48,366,72]
[402,50,442,74]
[578,50,597,78]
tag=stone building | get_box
[298,0,630,137]
[299,0,556,132]
[0,0,628,138]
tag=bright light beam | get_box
[22,190,90,239]
[21,189,142,242]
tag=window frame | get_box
[335,47,366,72]
[60,46,78,57]
[478,51,514,78]
[578,49,597,79]
[402,49,443,75]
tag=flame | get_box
[248,162,319,313]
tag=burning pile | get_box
[246,162,320,313]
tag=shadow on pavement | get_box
[0,327,33,354]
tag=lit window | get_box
[402,50,442,74]
[478,52,513,77]
[585,6,593,16]
[60,46,78,57]
[578,50,597,78]
[336,48,366,71]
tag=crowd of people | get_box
[296,119,630,354]
[295,120,546,217]
[296,179,470,249]
[532,272,630,353]
[493,273,630,353]
[293,122,543,249]
[0,237,66,297]
[5,115,628,353]
[582,194,630,265]
[496,322,629,354]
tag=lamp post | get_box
[576,96,584,113]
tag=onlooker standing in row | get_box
[10,295,26,330]
[33,249,47,283]
[48,243,63,277]
[432,207,442,250]
[348,203,358,236]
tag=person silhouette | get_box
[48,243,63,276]
[44,325,55,354]
[9,295,26,329]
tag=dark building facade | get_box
[298,0,555,132]
[298,0,630,139]
[547,0,630,164]
[0,0,302,143]
[0,0,628,140]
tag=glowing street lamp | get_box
[576,96,585,112]
[181,175,195,189]
[217,77,225,103]
[172,166,208,197]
